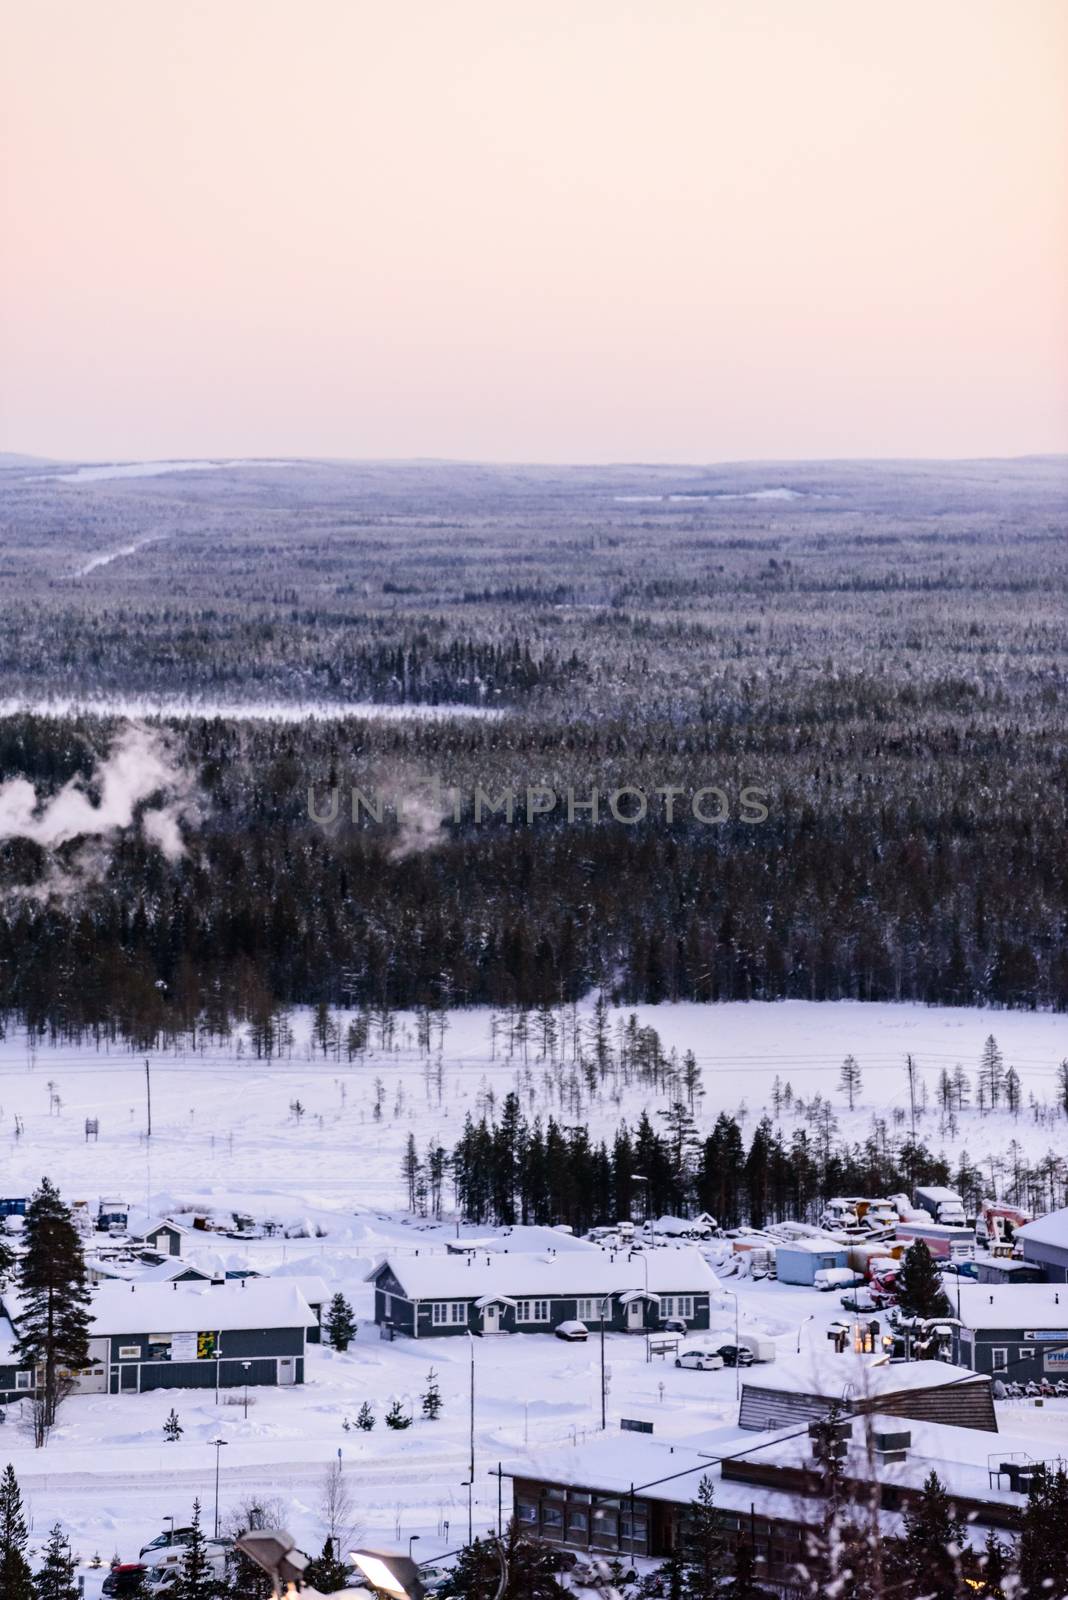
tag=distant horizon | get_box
[6,448,1068,470]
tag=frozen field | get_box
[0,998,1064,1585]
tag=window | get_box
[118,1345,141,1360]
[15,1371,33,1390]
[661,1296,694,1320]
[146,1335,172,1362]
[383,1293,393,1318]
[431,1302,467,1326]
[541,1505,564,1528]
[517,1502,537,1525]
[568,1510,589,1532]
[577,1298,605,1322]
[516,1299,550,1323]
[992,1348,1008,1371]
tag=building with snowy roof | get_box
[1017,1207,1068,1282]
[368,1247,719,1337]
[505,1405,1045,1578]
[737,1351,996,1432]
[2,1279,317,1397]
[952,1282,1068,1378]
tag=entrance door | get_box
[627,1298,644,1332]
[277,1357,296,1386]
[483,1303,501,1334]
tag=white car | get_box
[674,1347,725,1371]
[554,1319,589,1341]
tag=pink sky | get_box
[1,0,1066,462]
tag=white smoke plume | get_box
[0,723,200,892]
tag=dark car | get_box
[139,1529,195,1557]
[103,1566,150,1598]
[661,1317,688,1334]
[715,1343,755,1368]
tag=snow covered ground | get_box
[1,998,1065,1588]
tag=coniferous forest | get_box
[0,455,1065,1041]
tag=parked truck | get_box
[913,1187,967,1227]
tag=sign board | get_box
[621,1418,654,1434]
[170,1332,198,1362]
[1024,1330,1068,1341]
[1044,1349,1068,1366]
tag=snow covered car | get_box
[840,1288,878,1313]
[814,1267,865,1292]
[554,1319,589,1341]
[675,1347,725,1371]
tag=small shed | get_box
[1017,1208,1068,1283]
[775,1239,848,1286]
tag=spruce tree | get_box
[174,1500,220,1600]
[1019,1464,1068,1600]
[446,1523,560,1599]
[304,1538,350,1594]
[384,1399,412,1430]
[886,1471,965,1600]
[895,1239,952,1325]
[33,1523,79,1600]
[0,1464,34,1600]
[163,1407,183,1442]
[421,1367,442,1420]
[678,1475,725,1598]
[324,1293,356,1352]
[355,1401,375,1430]
[15,1178,92,1441]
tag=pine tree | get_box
[446,1523,560,1599]
[33,1523,79,1600]
[163,1408,183,1442]
[174,1500,220,1600]
[978,1035,1005,1113]
[15,1178,92,1441]
[324,1293,356,1352]
[421,1367,443,1420]
[677,1475,725,1598]
[978,1529,1008,1599]
[384,1399,412,1430]
[885,1471,965,1600]
[838,1055,862,1111]
[0,1464,34,1600]
[304,1538,350,1594]
[1018,1463,1068,1600]
[355,1401,375,1431]
[895,1239,952,1326]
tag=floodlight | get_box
[350,1548,427,1599]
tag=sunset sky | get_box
[2,0,1066,462]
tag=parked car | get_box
[103,1567,151,1598]
[814,1268,865,1292]
[573,1557,637,1586]
[140,1531,195,1558]
[661,1316,688,1334]
[715,1343,755,1368]
[675,1346,725,1371]
[840,1289,878,1313]
[554,1319,588,1342]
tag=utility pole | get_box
[600,1296,608,1429]
[467,1331,475,1543]
[145,1057,152,1138]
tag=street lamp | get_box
[241,1360,252,1419]
[350,1549,427,1599]
[461,1479,474,1544]
[797,1314,814,1354]
[718,1288,741,1400]
[210,1437,228,1537]
[408,1535,420,1562]
[599,1294,610,1429]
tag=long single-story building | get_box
[368,1248,720,1337]
[507,1407,1041,1585]
[953,1283,1068,1378]
[2,1280,317,1396]
[1016,1208,1068,1283]
[737,1351,996,1432]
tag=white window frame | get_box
[118,1345,141,1360]
[516,1299,551,1324]
[991,1347,1008,1371]
[14,1371,33,1390]
[576,1298,604,1322]
[431,1302,467,1327]
[661,1296,694,1320]
[383,1293,393,1318]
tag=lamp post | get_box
[599,1294,610,1428]
[408,1535,420,1562]
[719,1288,741,1399]
[211,1437,228,1537]
[241,1360,252,1419]
[461,1481,473,1546]
[797,1314,814,1354]
[466,1331,475,1542]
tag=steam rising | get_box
[0,723,199,894]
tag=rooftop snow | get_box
[371,1246,718,1301]
[4,1280,316,1335]
[956,1283,1068,1330]
[1016,1207,1068,1252]
[741,1352,988,1397]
